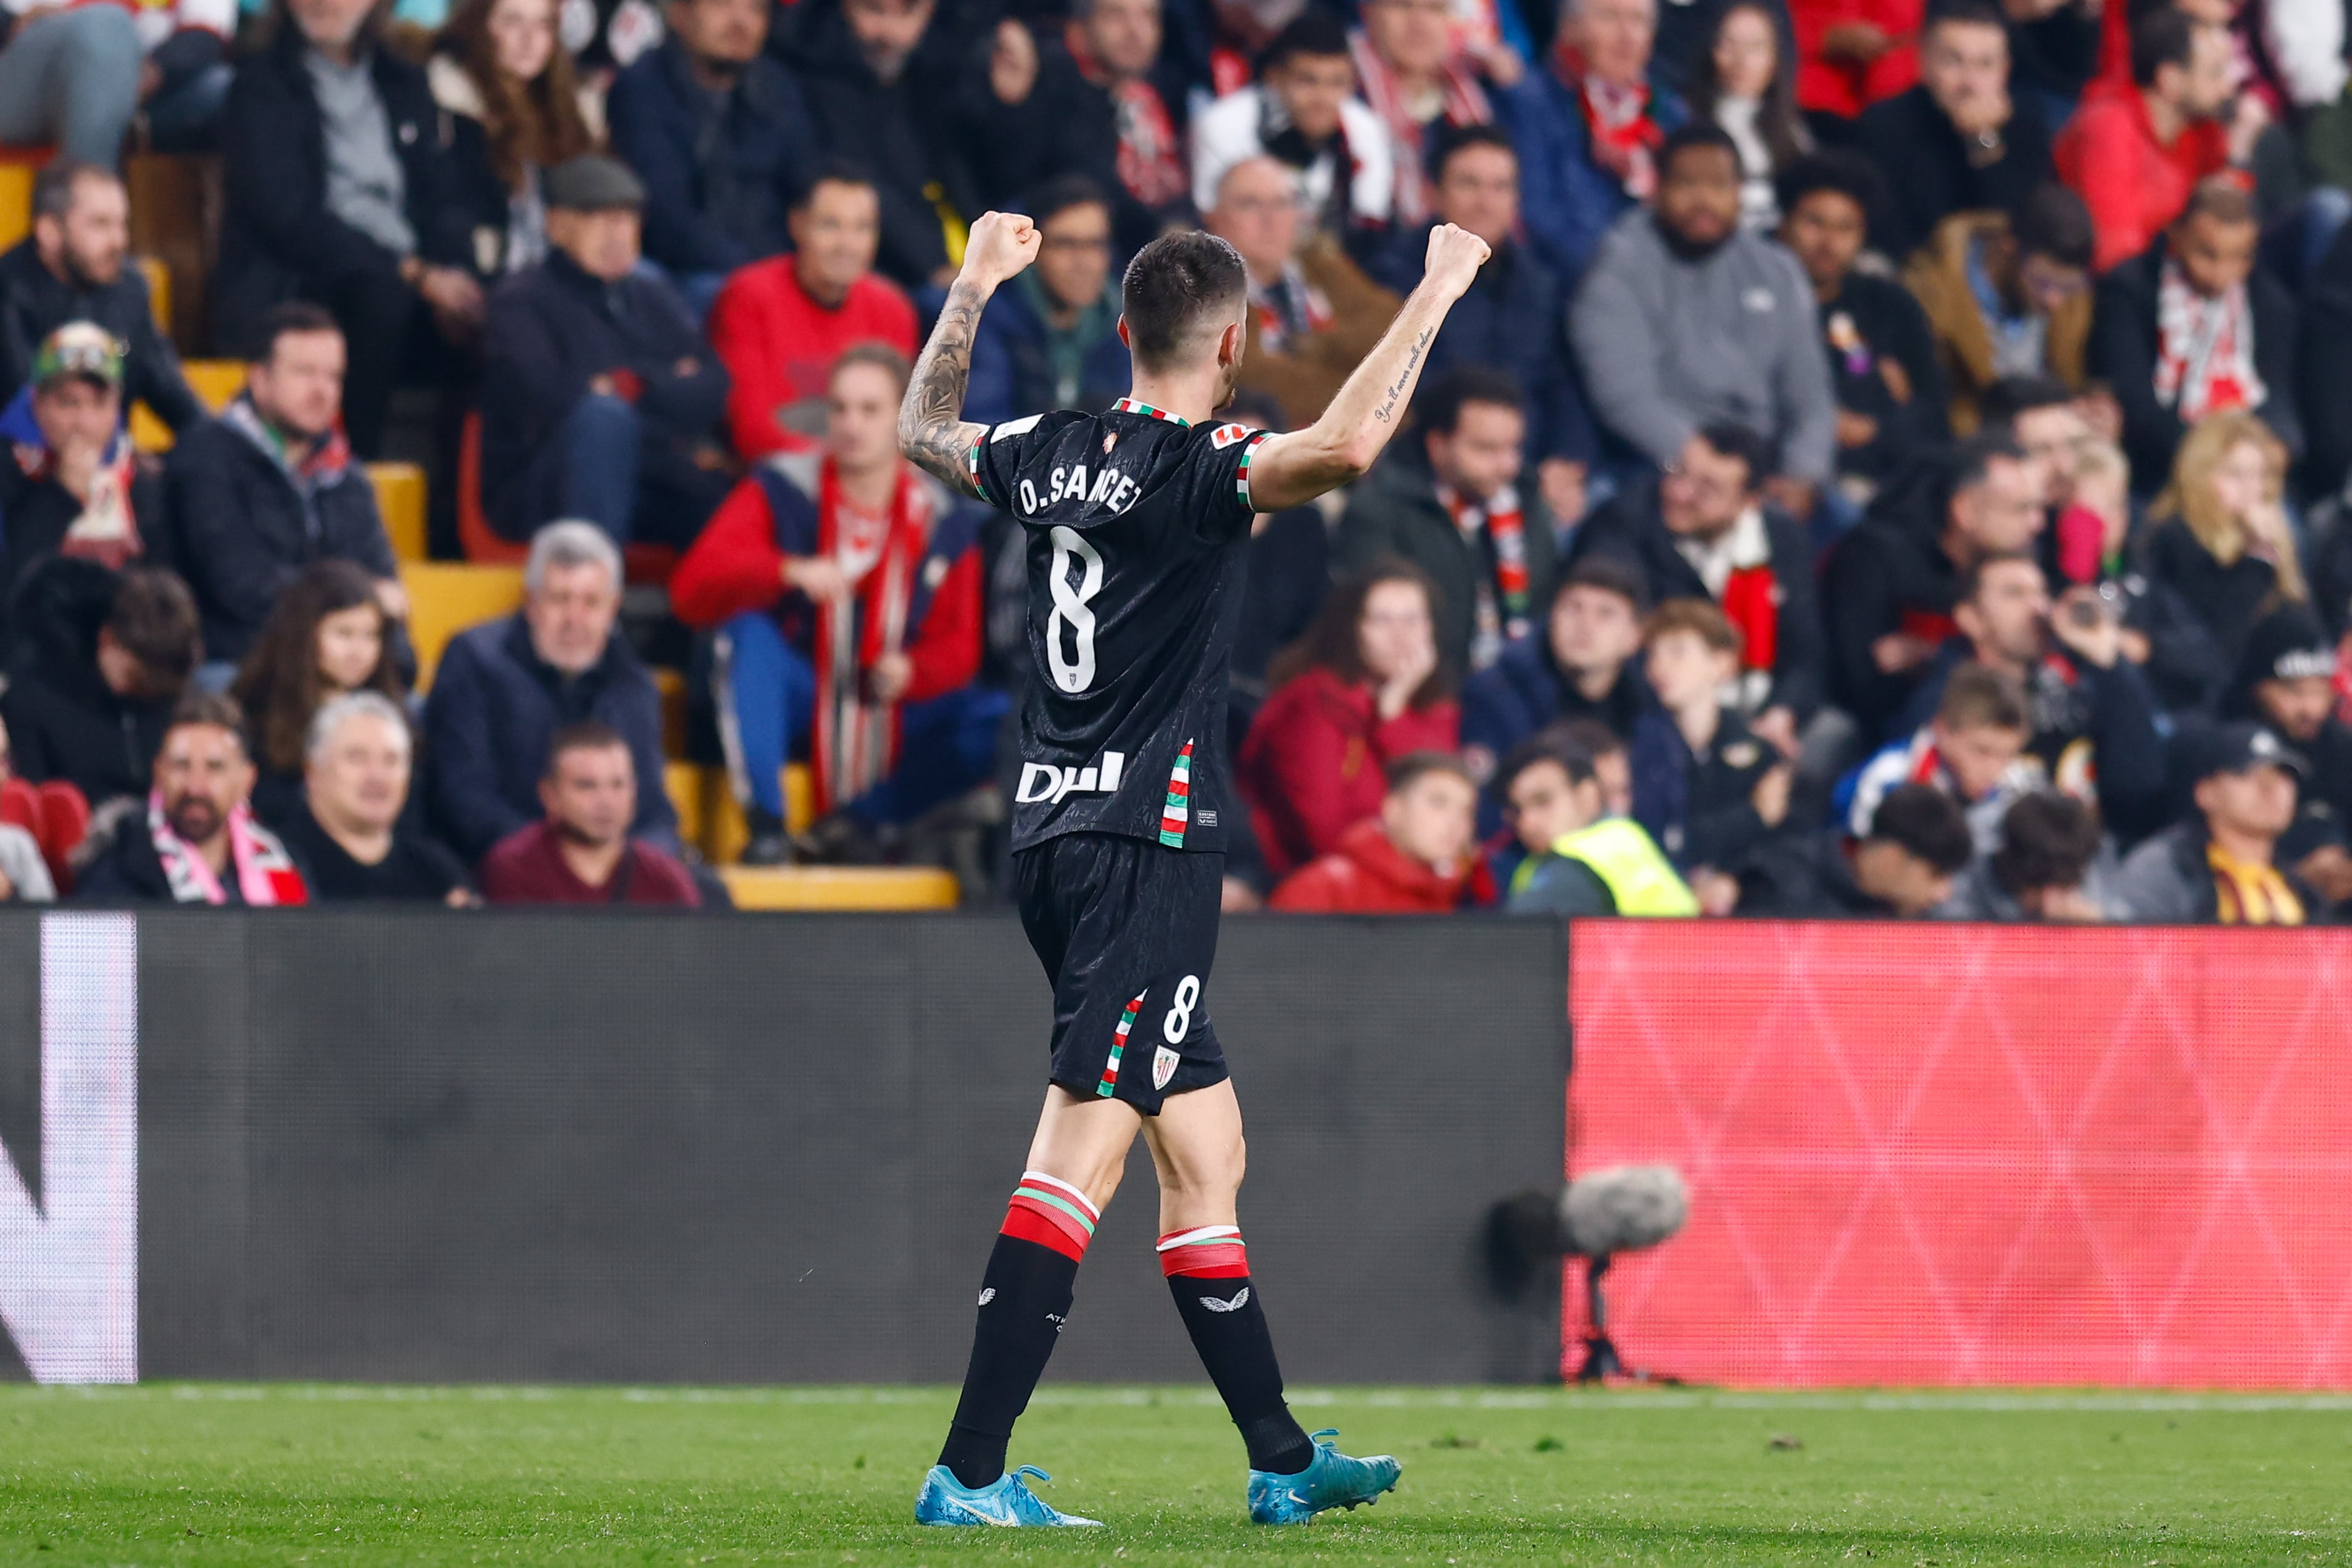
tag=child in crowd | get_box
[1844,662,2040,856]
[1631,599,1788,905]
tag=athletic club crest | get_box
[1152,1045,1181,1091]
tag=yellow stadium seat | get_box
[702,763,814,864]
[720,866,960,911]
[184,360,246,410]
[664,761,707,851]
[400,562,524,692]
[0,160,34,252]
[368,462,427,562]
[136,256,169,334]
[131,360,248,454]
[653,666,688,757]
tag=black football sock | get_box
[937,1174,1099,1490]
[1161,1226,1314,1475]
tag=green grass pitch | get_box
[4,1385,2349,1565]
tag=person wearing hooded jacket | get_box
[1268,752,1493,912]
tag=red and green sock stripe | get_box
[1157,1224,1250,1278]
[1000,1169,1100,1263]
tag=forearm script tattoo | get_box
[900,280,991,500]
[1371,326,1434,425]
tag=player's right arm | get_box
[1241,223,1492,513]
[899,210,1044,501]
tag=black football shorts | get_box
[1012,831,1229,1115]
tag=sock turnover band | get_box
[1002,1170,1100,1262]
[1158,1224,1250,1278]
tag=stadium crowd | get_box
[3,0,2352,924]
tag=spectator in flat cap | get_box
[477,154,733,550]
[2114,721,2321,924]
[2219,605,2352,913]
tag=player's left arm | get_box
[1241,223,1492,514]
[900,211,1044,501]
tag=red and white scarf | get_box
[148,794,307,906]
[1068,33,1187,209]
[2154,259,2263,423]
[1555,45,1663,201]
[1349,27,1492,225]
[1673,506,1777,713]
[1439,481,1529,671]
[11,430,142,568]
[811,458,935,817]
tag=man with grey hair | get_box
[422,519,678,863]
[276,689,473,902]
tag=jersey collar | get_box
[1112,397,1190,427]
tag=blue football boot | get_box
[913,1464,1103,1527]
[1247,1429,1402,1524]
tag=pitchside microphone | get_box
[1483,1165,1689,1383]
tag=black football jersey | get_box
[970,397,1271,854]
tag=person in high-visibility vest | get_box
[1495,732,1697,916]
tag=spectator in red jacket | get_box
[2055,7,2241,273]
[1791,0,1921,120]
[479,720,700,905]
[1238,561,1460,880]
[709,163,918,462]
[1269,751,1488,912]
[671,345,997,865]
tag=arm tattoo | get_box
[899,280,991,500]
[1371,326,1433,425]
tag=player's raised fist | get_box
[1423,222,1492,298]
[960,211,1042,291]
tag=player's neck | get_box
[1123,375,1222,428]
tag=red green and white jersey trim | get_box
[1234,431,1269,508]
[1112,397,1189,426]
[1096,992,1149,1097]
[1158,741,1194,847]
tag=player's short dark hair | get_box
[1120,230,1249,373]
[831,341,912,395]
[1979,374,2075,432]
[545,720,631,779]
[1695,421,1771,488]
[249,301,341,365]
[2010,182,2095,270]
[1555,555,1652,618]
[1957,547,2042,605]
[1499,734,1597,793]
[106,567,202,684]
[1431,122,1518,183]
[1657,122,1742,180]
[1926,0,2008,35]
[1418,365,1526,436]
[31,159,117,223]
[1774,149,1881,223]
[2131,2,2198,88]
[1937,662,2029,734]
[1385,749,1476,797]
[1990,790,2101,897]
[1255,6,1351,75]
[1028,173,1111,228]
[1864,782,1975,874]
[794,157,877,207]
